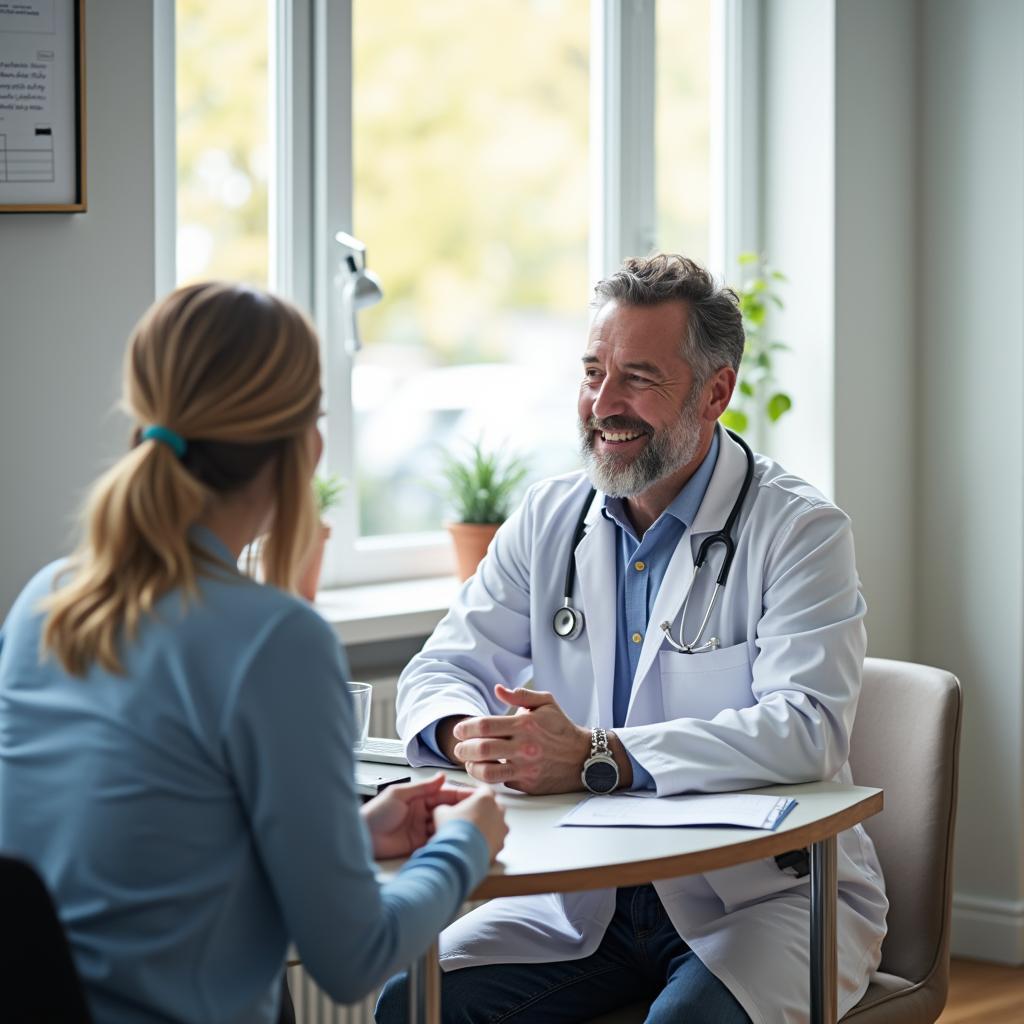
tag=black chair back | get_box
[0,853,93,1023]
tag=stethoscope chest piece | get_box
[553,485,597,642]
[553,604,584,640]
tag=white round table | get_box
[380,775,882,1024]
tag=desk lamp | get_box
[335,231,384,354]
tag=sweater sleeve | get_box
[221,604,489,1005]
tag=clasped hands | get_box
[438,684,632,794]
[361,685,625,859]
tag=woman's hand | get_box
[433,786,508,862]
[361,773,472,859]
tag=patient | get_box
[0,282,506,1024]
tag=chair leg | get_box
[810,836,838,1024]
[278,973,296,1024]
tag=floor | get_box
[937,958,1024,1023]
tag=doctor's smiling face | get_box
[578,298,734,511]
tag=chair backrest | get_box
[0,853,93,1023]
[847,658,963,986]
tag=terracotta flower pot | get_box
[298,522,331,601]
[447,521,501,582]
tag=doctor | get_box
[376,255,887,1024]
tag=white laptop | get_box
[353,736,412,796]
[355,736,410,765]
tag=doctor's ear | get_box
[702,366,736,422]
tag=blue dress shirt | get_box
[603,431,720,789]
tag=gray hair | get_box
[592,254,745,384]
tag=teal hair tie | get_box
[141,425,187,458]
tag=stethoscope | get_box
[552,429,756,654]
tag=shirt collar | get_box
[601,428,721,536]
[188,524,241,571]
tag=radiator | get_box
[286,964,379,1024]
[366,675,400,740]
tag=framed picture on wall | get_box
[0,0,86,213]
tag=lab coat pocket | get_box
[703,858,806,913]
[658,642,755,722]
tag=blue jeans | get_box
[375,885,750,1024]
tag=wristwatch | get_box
[581,727,620,794]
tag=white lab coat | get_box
[397,427,887,1024]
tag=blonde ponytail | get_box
[41,282,322,676]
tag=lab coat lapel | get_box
[688,426,748,538]
[626,428,750,721]
[574,497,617,726]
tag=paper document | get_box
[559,793,797,831]
[0,0,80,205]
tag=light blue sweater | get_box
[0,529,488,1024]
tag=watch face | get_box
[584,758,618,794]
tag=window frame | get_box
[163,0,754,588]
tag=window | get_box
[173,0,729,587]
[175,1,271,286]
[656,0,712,262]
[351,0,589,539]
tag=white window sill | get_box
[314,576,460,646]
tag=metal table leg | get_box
[407,939,441,1024]
[810,836,838,1024]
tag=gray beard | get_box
[578,397,703,499]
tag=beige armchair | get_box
[841,657,962,1021]
[588,657,963,1024]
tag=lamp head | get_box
[345,258,384,309]
[335,231,366,260]
[336,235,384,353]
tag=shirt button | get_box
[634,560,646,572]
[631,632,642,644]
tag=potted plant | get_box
[441,440,527,582]
[298,473,345,601]
[720,252,793,447]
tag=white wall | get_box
[0,1,157,616]
[762,0,917,662]
[832,0,917,666]
[761,0,836,500]
[917,0,1024,964]
[762,0,1024,963]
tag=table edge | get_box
[471,789,882,900]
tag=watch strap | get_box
[581,727,619,794]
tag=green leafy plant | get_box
[313,473,346,518]
[720,252,793,439]
[441,441,528,524]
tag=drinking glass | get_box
[347,682,372,751]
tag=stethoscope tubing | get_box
[553,429,756,652]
